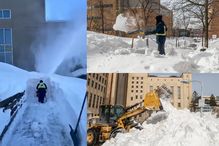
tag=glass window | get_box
[5,29,12,44]
[0,53,5,62]
[5,45,12,51]
[0,11,2,18]
[150,86,153,91]
[178,86,181,99]
[5,52,12,64]
[0,29,3,44]
[3,10,10,18]
[0,45,4,52]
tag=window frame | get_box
[0,9,11,19]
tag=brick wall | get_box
[87,0,173,37]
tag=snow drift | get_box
[88,31,219,73]
[103,99,219,146]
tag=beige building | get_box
[126,73,192,109]
[87,73,108,118]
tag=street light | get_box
[181,80,204,117]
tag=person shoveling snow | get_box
[36,80,47,103]
[144,15,167,56]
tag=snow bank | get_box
[88,31,219,73]
[103,99,219,146]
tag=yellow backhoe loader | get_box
[87,86,171,146]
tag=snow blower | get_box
[70,92,87,146]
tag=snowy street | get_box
[88,31,219,73]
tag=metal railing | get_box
[0,91,25,141]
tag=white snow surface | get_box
[88,31,219,73]
[103,99,219,146]
[113,14,137,33]
[0,63,86,146]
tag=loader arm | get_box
[117,91,162,129]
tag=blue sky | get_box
[152,73,219,96]
[45,0,86,21]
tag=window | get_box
[92,95,96,108]
[0,9,11,19]
[136,95,138,99]
[0,28,13,64]
[88,93,93,107]
[150,86,153,91]
[178,103,181,108]
[131,97,133,101]
[140,95,143,99]
[88,79,90,86]
[96,96,99,108]
[96,74,98,80]
[177,86,181,99]
[171,86,174,96]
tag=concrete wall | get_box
[0,0,45,70]
[0,0,67,71]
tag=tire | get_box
[87,128,98,146]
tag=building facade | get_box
[87,73,108,118]
[87,0,173,36]
[0,0,66,71]
[126,73,192,109]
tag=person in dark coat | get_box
[36,80,47,103]
[145,15,167,55]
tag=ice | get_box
[103,98,219,146]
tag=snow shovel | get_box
[70,92,87,146]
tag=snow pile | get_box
[0,63,86,146]
[113,14,137,33]
[103,99,219,146]
[88,31,219,73]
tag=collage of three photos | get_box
[0,0,219,146]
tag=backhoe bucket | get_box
[144,91,161,111]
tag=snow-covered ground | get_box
[87,31,219,73]
[103,99,219,146]
[0,63,86,146]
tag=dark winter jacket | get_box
[155,21,167,36]
[145,21,167,37]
